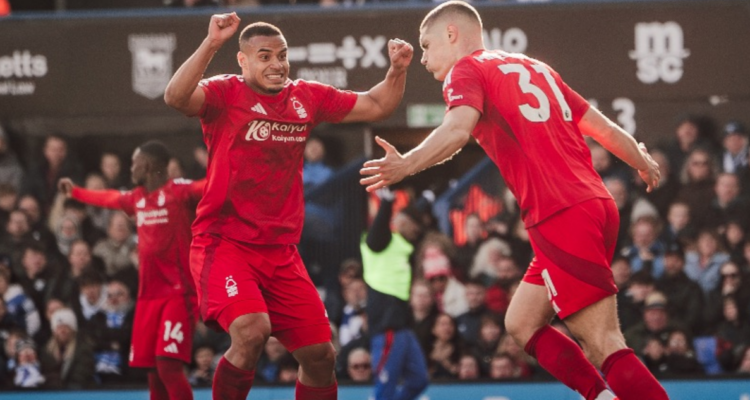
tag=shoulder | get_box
[171,178,195,186]
[200,74,244,89]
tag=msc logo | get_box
[245,120,306,142]
[629,22,690,84]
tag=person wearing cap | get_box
[623,291,688,357]
[721,121,749,174]
[704,173,749,232]
[39,307,94,389]
[655,245,703,334]
[360,187,429,400]
[12,337,45,388]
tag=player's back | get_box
[444,50,611,227]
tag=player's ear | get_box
[446,24,458,44]
[237,51,246,69]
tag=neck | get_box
[144,175,167,193]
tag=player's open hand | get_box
[207,12,241,46]
[388,39,413,72]
[360,136,410,192]
[637,142,661,193]
[57,178,75,197]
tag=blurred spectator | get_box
[99,152,128,190]
[605,177,635,253]
[0,268,41,339]
[191,320,230,358]
[59,198,106,249]
[624,291,687,355]
[423,254,468,318]
[457,353,480,380]
[715,294,750,372]
[676,148,719,230]
[410,280,438,355]
[703,262,750,335]
[303,136,334,190]
[12,338,45,388]
[0,184,17,229]
[723,221,747,267]
[18,194,61,260]
[33,298,65,351]
[611,256,632,290]
[642,335,668,375]
[488,352,516,379]
[72,268,107,331]
[0,296,20,340]
[495,332,533,378]
[704,173,748,231]
[167,157,187,180]
[26,136,84,214]
[684,230,731,294]
[82,173,113,233]
[427,313,460,379]
[664,329,703,376]
[484,257,521,316]
[67,239,105,279]
[655,246,703,333]
[255,336,287,383]
[345,347,372,382]
[187,145,208,180]
[93,211,136,277]
[721,121,749,174]
[0,209,34,277]
[617,270,656,332]
[469,237,512,285]
[0,126,24,191]
[55,216,81,257]
[590,142,631,185]
[93,279,134,383]
[18,243,65,314]
[636,149,680,218]
[339,278,366,347]
[621,216,667,278]
[455,279,489,347]
[664,115,718,174]
[324,258,362,327]
[472,314,503,375]
[455,213,486,277]
[188,345,215,387]
[277,353,299,383]
[2,328,27,384]
[40,308,94,389]
[659,202,696,250]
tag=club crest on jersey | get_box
[157,191,165,207]
[225,276,238,297]
[291,97,308,119]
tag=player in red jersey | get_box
[360,2,669,400]
[163,12,413,400]
[59,141,205,400]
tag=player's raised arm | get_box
[164,12,241,117]
[577,107,661,192]
[359,105,478,192]
[58,177,126,210]
[341,39,413,123]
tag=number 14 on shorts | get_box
[163,320,185,344]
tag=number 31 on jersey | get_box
[500,63,572,123]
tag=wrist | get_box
[203,37,225,52]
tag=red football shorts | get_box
[129,296,196,367]
[523,197,620,319]
[190,234,331,352]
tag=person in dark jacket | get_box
[655,245,704,334]
[39,308,95,389]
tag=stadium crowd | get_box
[0,114,749,390]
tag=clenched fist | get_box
[207,12,241,46]
[388,38,414,72]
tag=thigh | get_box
[190,234,269,331]
[504,281,556,345]
[526,198,618,319]
[153,297,195,364]
[264,246,330,352]
[563,294,626,367]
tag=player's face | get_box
[238,35,289,95]
[419,24,454,82]
[130,149,147,186]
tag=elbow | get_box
[163,89,182,109]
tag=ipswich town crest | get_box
[128,33,176,100]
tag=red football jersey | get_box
[443,50,611,227]
[195,75,358,244]
[72,178,205,300]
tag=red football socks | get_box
[525,325,610,400]
[156,358,194,400]
[148,371,169,400]
[295,380,338,400]
[602,349,669,400]
[213,356,255,400]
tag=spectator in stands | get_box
[416,232,460,280]
[455,213,485,277]
[656,246,703,334]
[604,177,635,253]
[684,230,731,294]
[705,173,749,231]
[624,291,687,356]
[621,216,667,278]
[303,136,334,190]
[26,135,84,214]
[469,237,512,286]
[40,308,94,389]
[18,243,65,314]
[472,314,503,375]
[636,149,680,219]
[488,352,516,379]
[277,353,300,383]
[94,279,134,383]
[0,299,19,388]
[54,216,81,258]
[724,221,747,267]
[456,353,480,380]
[2,328,27,385]
[81,173,112,233]
[484,256,522,316]
[324,258,362,327]
[60,198,106,249]
[590,142,631,186]
[0,126,24,191]
[72,268,107,332]
[704,261,750,333]
[338,278,367,347]
[427,313,461,379]
[345,347,372,383]
[99,152,128,190]
[664,114,718,174]
[455,279,489,347]
[167,157,187,180]
[677,148,719,230]
[659,202,696,250]
[0,209,34,277]
[18,194,59,256]
[664,329,703,376]
[611,256,632,290]
[642,335,668,376]
[255,336,287,383]
[715,294,750,372]
[410,279,438,355]
[423,254,468,318]
[67,239,104,279]
[189,345,215,387]
[617,270,656,332]
[721,121,749,174]
[33,298,64,350]
[92,211,136,277]
[12,338,45,388]
[191,321,230,362]
[0,184,17,229]
[495,332,533,378]
[0,268,40,340]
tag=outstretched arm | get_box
[164,12,241,116]
[359,105,479,192]
[58,178,124,210]
[578,107,660,192]
[340,39,413,123]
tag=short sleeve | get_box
[305,81,358,124]
[118,191,136,216]
[197,75,232,122]
[442,60,485,115]
[559,78,590,123]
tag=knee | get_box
[298,343,336,372]
[230,318,270,356]
[579,331,627,368]
[504,313,536,345]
